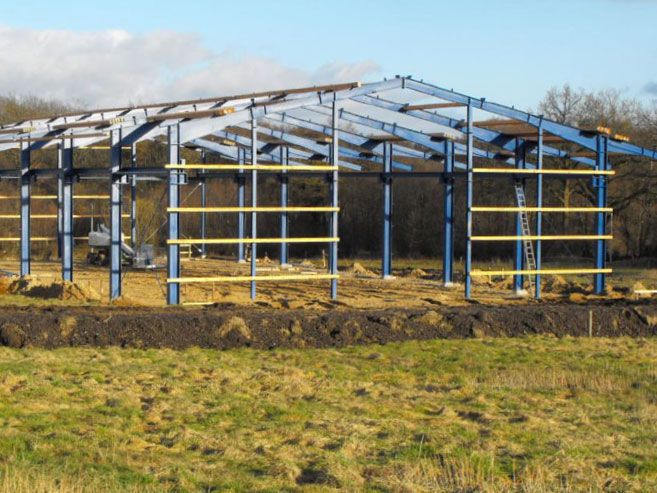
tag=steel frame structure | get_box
[0,76,654,304]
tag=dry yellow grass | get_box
[0,337,656,491]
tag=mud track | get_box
[0,300,657,350]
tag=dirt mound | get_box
[0,301,654,350]
[346,262,376,277]
[0,276,12,295]
[406,268,428,278]
[8,277,100,302]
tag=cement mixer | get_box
[87,224,156,269]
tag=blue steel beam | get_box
[405,78,657,159]
[267,113,427,162]
[535,127,544,299]
[213,129,363,171]
[595,135,609,293]
[354,94,596,166]
[382,141,393,278]
[443,140,455,286]
[279,146,289,266]
[464,103,474,299]
[19,141,30,276]
[167,124,181,305]
[250,119,258,300]
[306,106,494,163]
[242,125,413,172]
[175,79,405,145]
[330,102,339,299]
[61,139,74,282]
[110,129,123,300]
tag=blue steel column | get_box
[443,140,455,286]
[594,135,608,294]
[19,141,30,276]
[382,141,393,278]
[167,124,181,305]
[200,150,207,258]
[61,139,74,282]
[330,101,339,299]
[279,146,289,266]
[130,143,137,251]
[110,129,123,300]
[513,140,526,293]
[57,145,63,258]
[250,118,258,300]
[535,127,544,299]
[237,147,246,263]
[465,102,474,299]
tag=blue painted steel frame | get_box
[167,124,181,305]
[330,102,339,299]
[110,129,123,300]
[595,135,609,293]
[61,139,74,282]
[250,118,258,300]
[535,127,544,299]
[443,140,455,286]
[465,102,474,299]
[382,141,393,278]
[19,141,30,276]
[279,146,289,266]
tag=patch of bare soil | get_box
[7,277,100,302]
[0,300,654,349]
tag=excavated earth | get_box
[0,300,657,349]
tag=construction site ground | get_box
[0,255,655,349]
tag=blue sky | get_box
[1,0,656,108]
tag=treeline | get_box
[0,88,655,264]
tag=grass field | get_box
[1,337,657,492]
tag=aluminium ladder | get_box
[513,181,536,295]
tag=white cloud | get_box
[0,25,382,108]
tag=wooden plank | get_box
[471,207,613,213]
[472,168,615,176]
[167,237,339,245]
[171,274,339,284]
[471,235,613,241]
[402,102,465,111]
[168,207,339,213]
[471,268,612,277]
